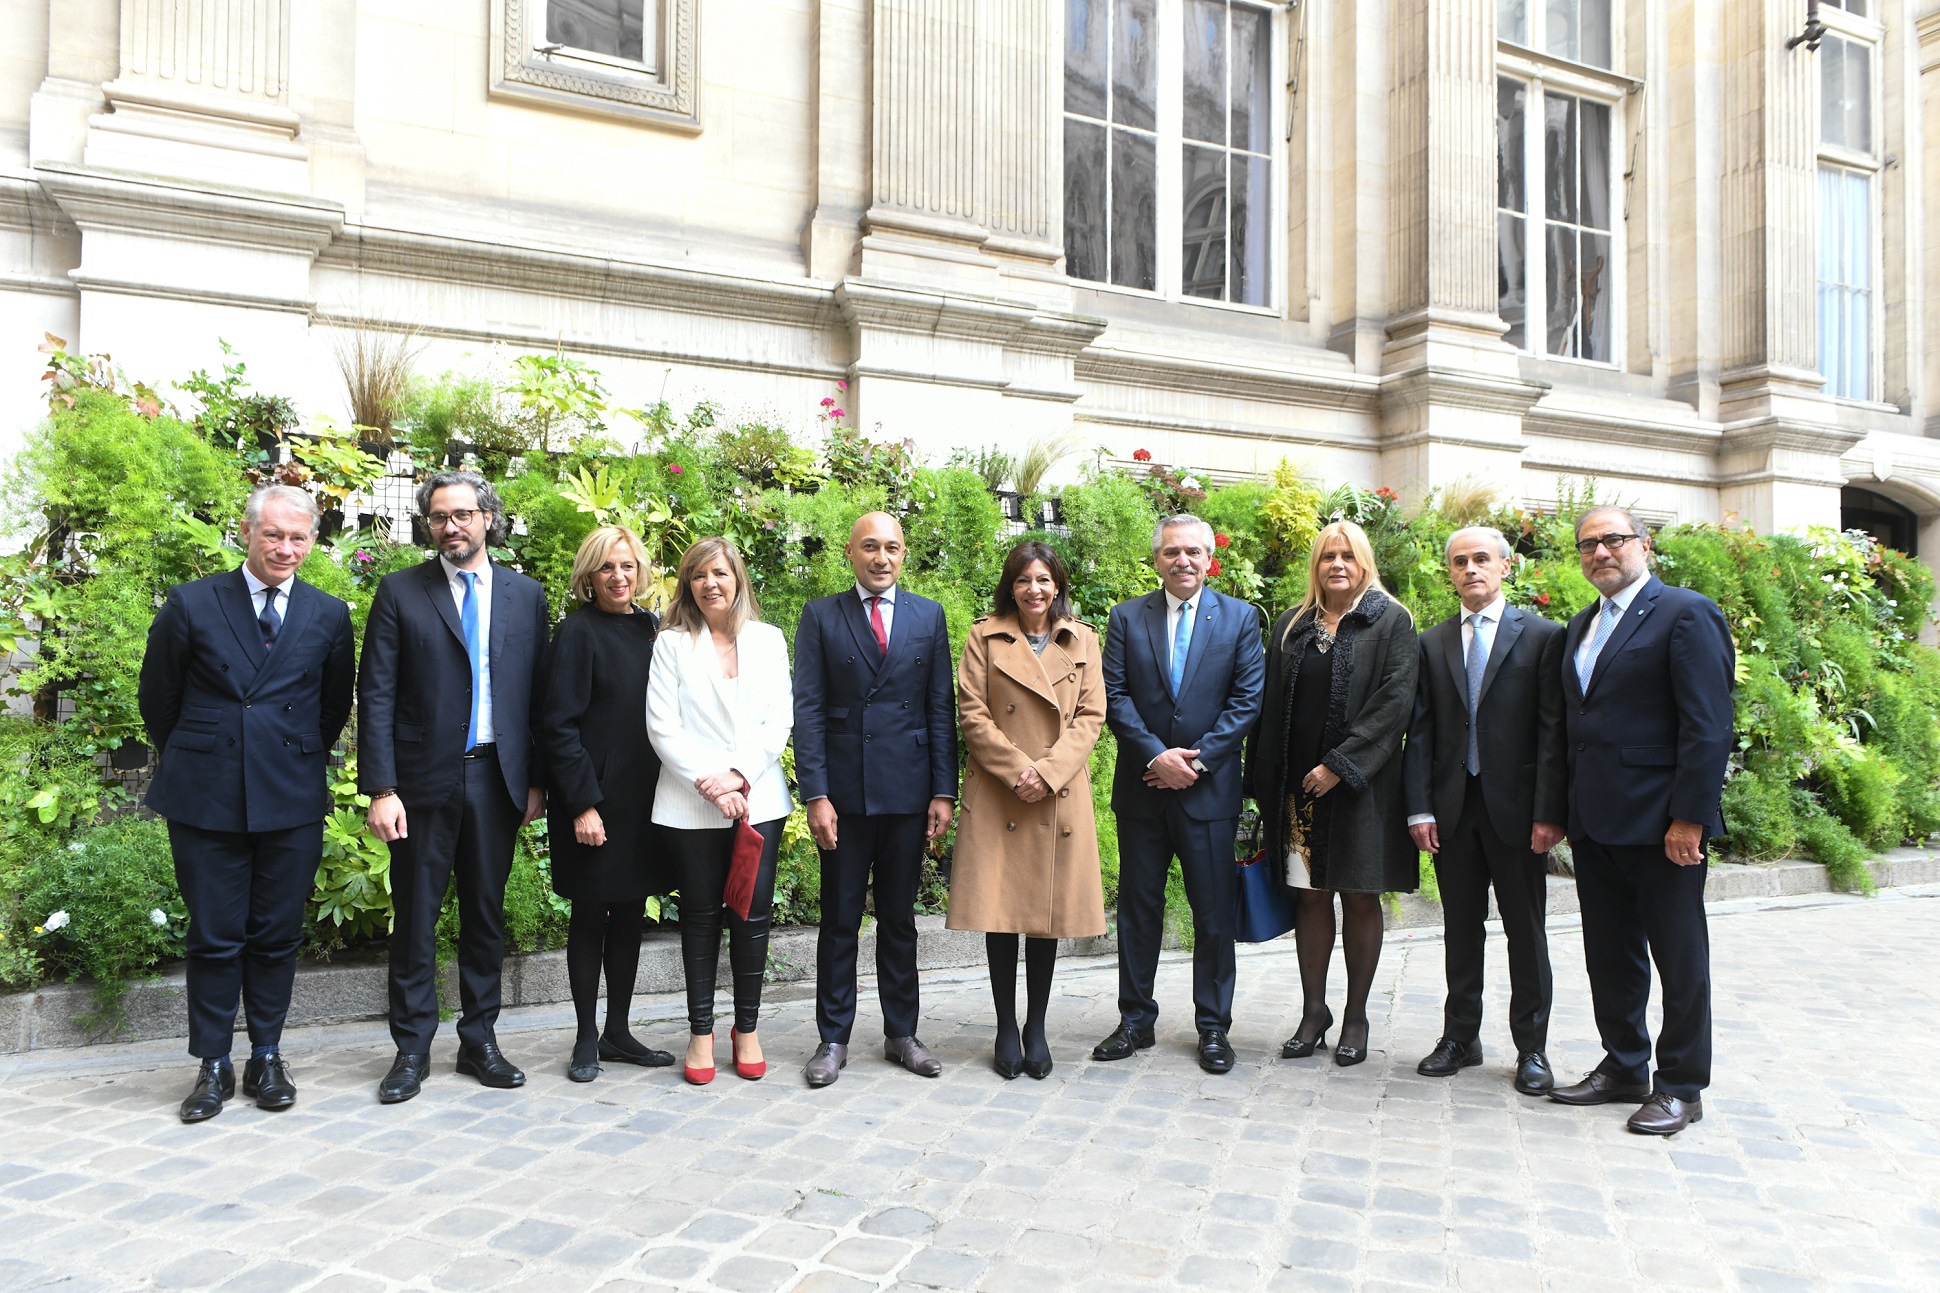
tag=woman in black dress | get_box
[1247,520,1418,1067]
[541,524,675,1082]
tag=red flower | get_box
[1207,557,1223,577]
[1374,486,1397,501]
[1214,533,1230,548]
[1535,592,1550,607]
[1132,448,1152,462]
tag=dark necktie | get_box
[258,586,281,650]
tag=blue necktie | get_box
[258,587,281,651]
[461,571,481,751]
[1170,601,1193,696]
[1465,611,1491,776]
[1578,598,1622,691]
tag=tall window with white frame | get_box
[1495,1,1620,363]
[1064,0,1276,307]
[1816,7,1878,402]
[540,0,660,73]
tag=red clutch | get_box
[724,777,762,921]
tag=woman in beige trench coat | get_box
[948,541,1106,1080]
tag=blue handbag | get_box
[1234,817,1299,943]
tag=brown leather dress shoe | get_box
[1627,1092,1703,1135]
[884,1036,942,1077]
[1549,1071,1652,1105]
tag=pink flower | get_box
[1214,533,1230,549]
[1132,448,1152,463]
[820,397,836,409]
[836,380,848,392]
[668,463,684,475]
[831,408,846,419]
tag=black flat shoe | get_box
[378,1051,430,1104]
[455,1041,526,1089]
[242,1054,297,1110]
[1416,1037,1483,1077]
[598,1034,675,1067]
[1091,1023,1156,1062]
[1281,1007,1334,1059]
[179,1058,234,1123]
[568,1039,600,1083]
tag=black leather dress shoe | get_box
[1197,1031,1235,1074]
[1627,1092,1703,1135]
[179,1058,235,1123]
[1416,1037,1483,1077]
[242,1054,297,1110]
[1549,1070,1651,1106]
[378,1051,430,1104]
[1091,1023,1156,1062]
[1514,1051,1554,1096]
[456,1041,526,1088]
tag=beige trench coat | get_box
[946,615,1107,938]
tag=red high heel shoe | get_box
[730,1027,766,1080]
[683,1032,716,1086]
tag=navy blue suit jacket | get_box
[1103,587,1265,821]
[1562,575,1735,845]
[356,559,550,811]
[138,567,356,833]
[792,587,958,816]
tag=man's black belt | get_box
[462,743,499,760]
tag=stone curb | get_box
[4,845,1936,1055]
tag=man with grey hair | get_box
[360,470,552,1103]
[1096,514,1265,1073]
[1402,525,1567,1095]
[139,484,356,1122]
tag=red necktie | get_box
[869,596,888,655]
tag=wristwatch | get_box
[368,788,398,801]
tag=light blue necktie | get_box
[1578,598,1622,691]
[461,571,481,751]
[1170,601,1193,696]
[1465,611,1491,776]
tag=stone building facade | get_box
[2,0,1936,565]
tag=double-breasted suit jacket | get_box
[947,615,1107,939]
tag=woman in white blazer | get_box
[645,537,793,1084]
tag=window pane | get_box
[1579,231,1611,361]
[1499,0,1527,45]
[1498,78,1526,212]
[1579,101,1610,231]
[1578,0,1611,69]
[1233,152,1271,306]
[1183,0,1227,145]
[1546,225,1578,356]
[1231,4,1272,155]
[1821,36,1873,152]
[1544,94,1577,224]
[1545,0,1578,63]
[1498,213,1527,349]
[1182,144,1227,298]
[1114,0,1159,131]
[548,0,649,62]
[1817,166,1872,400]
[1064,119,1108,282]
[1111,129,1158,289]
[1066,0,1108,117]
[1846,173,1871,288]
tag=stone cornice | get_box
[1717,417,1868,458]
[1075,346,1379,415]
[1378,365,1550,422]
[1522,403,1724,455]
[33,162,342,253]
[834,279,1107,357]
[1073,406,1381,452]
[0,171,76,237]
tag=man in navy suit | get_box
[1548,506,1734,1135]
[793,512,958,1086]
[1096,515,1265,1073]
[359,472,551,1103]
[138,485,356,1123]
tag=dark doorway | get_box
[1842,486,1918,557]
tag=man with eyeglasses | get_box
[1548,507,1734,1135]
[359,471,551,1103]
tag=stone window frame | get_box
[1495,45,1634,369]
[1814,4,1885,403]
[489,0,700,133]
[1061,0,1287,317]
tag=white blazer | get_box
[646,619,795,829]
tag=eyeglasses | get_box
[426,510,481,530]
[1574,532,1643,556]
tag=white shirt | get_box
[856,582,895,644]
[441,556,495,744]
[1407,595,1507,828]
[1574,569,1649,685]
[240,565,296,625]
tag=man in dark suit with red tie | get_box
[139,485,356,1123]
[1549,506,1735,1135]
[792,512,958,1086]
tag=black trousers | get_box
[386,753,522,1054]
[1433,778,1552,1053]
[815,811,926,1044]
[168,820,323,1059]
[1573,836,1712,1100]
[1115,802,1237,1035]
[665,819,782,1035]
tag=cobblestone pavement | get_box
[2,887,1937,1293]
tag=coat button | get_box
[245,703,252,709]
[1058,788,1068,798]
[1006,821,1016,831]
[901,701,908,708]
[865,734,872,741]
[284,704,292,712]
[1007,704,1015,712]
[221,664,229,672]
[1062,828,1072,838]
[283,738,291,746]
[227,738,235,746]
[1576,742,1585,751]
